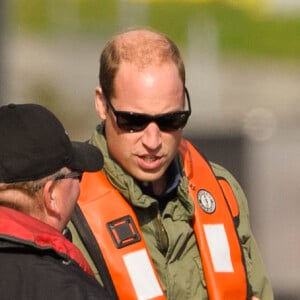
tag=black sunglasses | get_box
[54,171,83,182]
[105,87,191,133]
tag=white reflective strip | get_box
[203,224,234,272]
[123,249,163,300]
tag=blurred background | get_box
[1,0,299,298]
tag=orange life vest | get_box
[77,139,248,299]
[180,140,248,299]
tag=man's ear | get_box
[95,87,108,121]
[42,180,60,217]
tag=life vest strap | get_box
[71,204,119,299]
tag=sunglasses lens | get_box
[54,171,83,182]
[157,112,190,131]
[116,113,149,132]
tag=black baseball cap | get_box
[0,103,103,183]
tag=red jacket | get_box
[0,206,110,300]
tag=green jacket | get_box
[69,125,273,300]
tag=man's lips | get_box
[137,154,163,170]
[141,155,159,162]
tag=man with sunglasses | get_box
[70,29,273,300]
[0,103,110,299]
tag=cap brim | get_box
[69,142,104,172]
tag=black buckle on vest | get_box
[107,215,141,249]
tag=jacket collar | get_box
[0,206,93,275]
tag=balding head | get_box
[99,28,185,100]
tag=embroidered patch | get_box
[197,190,216,214]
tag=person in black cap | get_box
[0,103,110,299]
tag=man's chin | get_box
[136,168,166,181]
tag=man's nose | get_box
[141,122,162,150]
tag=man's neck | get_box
[151,175,168,196]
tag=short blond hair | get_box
[99,28,186,100]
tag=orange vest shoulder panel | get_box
[180,139,248,299]
[78,171,165,300]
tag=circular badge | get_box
[197,190,216,214]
